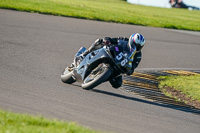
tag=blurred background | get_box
[127,0,200,9]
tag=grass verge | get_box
[158,75,200,108]
[0,0,200,31]
[0,109,98,133]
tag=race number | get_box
[116,52,128,66]
[116,52,123,60]
[121,59,128,66]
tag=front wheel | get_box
[82,64,111,90]
[61,67,76,84]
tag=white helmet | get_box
[128,33,145,52]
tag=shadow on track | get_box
[92,89,200,115]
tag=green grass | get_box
[0,0,200,31]
[0,109,98,133]
[159,75,200,102]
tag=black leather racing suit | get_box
[84,37,142,88]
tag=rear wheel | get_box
[61,67,76,84]
[82,64,111,90]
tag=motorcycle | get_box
[61,44,136,90]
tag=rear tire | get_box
[82,64,111,90]
[61,67,76,84]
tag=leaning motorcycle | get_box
[61,45,136,90]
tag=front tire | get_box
[82,64,111,90]
[61,67,76,84]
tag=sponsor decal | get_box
[115,47,119,51]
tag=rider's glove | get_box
[104,40,111,45]
[94,39,103,45]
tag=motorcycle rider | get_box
[169,0,188,8]
[78,33,145,89]
[169,0,200,10]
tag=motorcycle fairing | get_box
[73,47,110,83]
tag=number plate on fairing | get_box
[114,46,128,66]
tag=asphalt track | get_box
[0,9,200,133]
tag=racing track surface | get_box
[0,9,200,133]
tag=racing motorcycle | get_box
[61,44,136,90]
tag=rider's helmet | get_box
[128,33,145,52]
